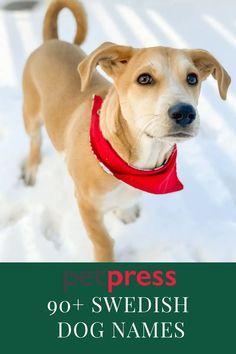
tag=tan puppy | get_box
[22,0,231,262]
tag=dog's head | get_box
[78,43,231,143]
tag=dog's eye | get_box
[137,73,154,85]
[186,73,198,86]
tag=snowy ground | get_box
[0,0,236,262]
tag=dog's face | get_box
[79,43,231,144]
[115,47,202,143]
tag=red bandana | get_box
[90,95,184,194]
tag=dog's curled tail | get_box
[43,0,87,45]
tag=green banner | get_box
[0,263,235,353]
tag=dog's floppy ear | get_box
[186,49,231,100]
[78,42,135,91]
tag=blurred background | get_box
[0,0,236,262]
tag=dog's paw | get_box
[113,204,141,224]
[20,163,37,186]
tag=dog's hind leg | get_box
[22,71,42,186]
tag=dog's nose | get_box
[168,103,196,127]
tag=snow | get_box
[0,0,236,262]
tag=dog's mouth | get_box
[164,131,195,139]
[146,131,195,140]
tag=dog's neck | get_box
[99,88,173,170]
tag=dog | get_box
[22,0,231,262]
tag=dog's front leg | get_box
[77,197,114,262]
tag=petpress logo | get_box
[63,269,176,293]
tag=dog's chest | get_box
[102,182,141,213]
